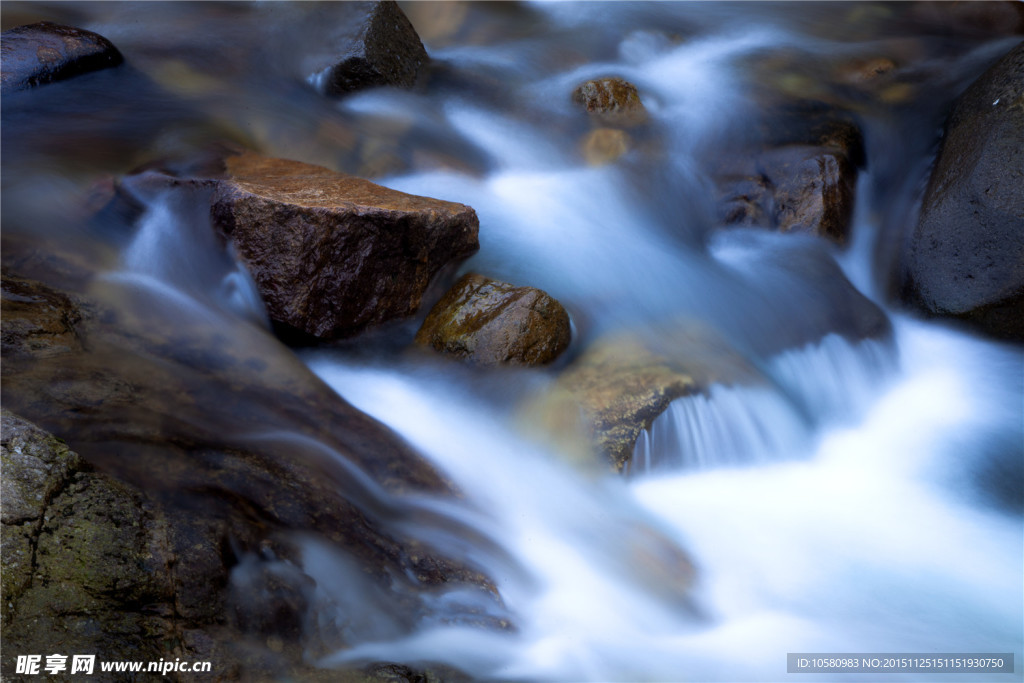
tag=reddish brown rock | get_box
[306,0,429,95]
[761,145,857,244]
[415,273,572,367]
[209,152,480,340]
[0,22,123,94]
[572,77,648,127]
[715,139,859,245]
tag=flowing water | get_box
[2,2,1022,681]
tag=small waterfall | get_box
[629,334,898,475]
[629,383,809,474]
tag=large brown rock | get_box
[901,41,1024,341]
[208,151,480,340]
[0,22,123,94]
[415,273,571,367]
[305,0,429,96]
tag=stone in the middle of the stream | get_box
[209,151,479,341]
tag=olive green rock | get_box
[415,273,571,367]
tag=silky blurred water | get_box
[2,1,1022,680]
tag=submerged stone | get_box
[531,324,763,472]
[415,273,572,367]
[0,22,123,93]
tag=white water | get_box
[298,11,1023,680]
[8,2,1019,679]
[306,318,1022,681]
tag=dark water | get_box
[2,2,1022,680]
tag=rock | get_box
[572,77,648,127]
[1,268,508,671]
[581,128,632,165]
[0,269,84,361]
[761,145,857,244]
[715,146,857,244]
[713,112,861,245]
[837,56,897,86]
[901,41,1024,340]
[531,324,762,471]
[306,1,429,96]
[207,151,480,340]
[0,412,178,669]
[415,273,571,367]
[904,1,1024,37]
[0,22,123,94]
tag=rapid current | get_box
[2,2,1022,681]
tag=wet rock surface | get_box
[713,116,862,245]
[572,77,648,127]
[532,324,763,472]
[306,0,428,96]
[203,151,480,341]
[415,273,572,367]
[1,411,178,673]
[901,41,1024,341]
[0,266,507,676]
[0,21,123,93]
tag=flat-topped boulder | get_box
[1,22,123,94]
[207,151,480,340]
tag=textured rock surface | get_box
[0,411,178,671]
[0,22,123,93]
[209,151,480,340]
[762,145,857,243]
[415,273,572,367]
[1,267,506,674]
[572,77,648,127]
[531,324,764,471]
[901,41,1024,340]
[715,138,859,245]
[306,0,428,96]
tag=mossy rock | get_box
[415,273,571,367]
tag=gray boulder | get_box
[902,41,1024,340]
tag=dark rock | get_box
[415,273,572,367]
[306,1,429,96]
[572,77,648,127]
[1,267,508,672]
[207,151,480,341]
[0,412,178,672]
[901,41,1024,341]
[0,21,123,94]
[0,269,84,361]
[904,1,1024,37]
